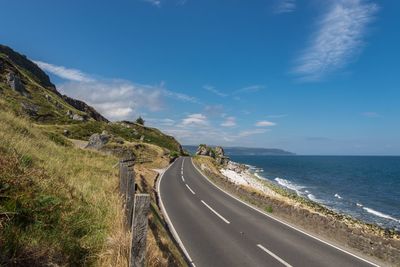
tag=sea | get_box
[229,155,400,231]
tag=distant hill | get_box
[184,145,295,156]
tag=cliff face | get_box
[0,44,107,123]
[0,45,56,92]
[62,95,108,122]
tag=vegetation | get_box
[135,116,145,125]
[0,45,187,266]
[0,108,123,266]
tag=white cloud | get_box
[233,85,265,94]
[362,111,380,118]
[181,113,208,126]
[38,61,200,121]
[275,0,296,14]
[255,120,276,127]
[294,0,378,81]
[58,80,165,120]
[203,85,228,97]
[143,0,161,7]
[221,116,236,127]
[238,129,268,137]
[34,61,94,82]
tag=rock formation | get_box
[86,131,110,150]
[196,144,229,165]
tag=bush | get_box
[135,116,145,125]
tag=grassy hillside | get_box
[0,102,186,266]
[0,45,186,266]
[0,45,182,154]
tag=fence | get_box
[119,157,150,267]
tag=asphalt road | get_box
[158,157,381,267]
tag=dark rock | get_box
[6,72,28,96]
[62,95,108,122]
[20,102,38,117]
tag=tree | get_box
[135,116,145,125]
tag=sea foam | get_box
[274,177,304,195]
[363,207,400,223]
[334,193,342,199]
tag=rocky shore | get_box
[193,146,400,266]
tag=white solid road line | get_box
[257,244,293,267]
[181,175,185,182]
[190,158,381,267]
[201,200,230,224]
[186,184,196,195]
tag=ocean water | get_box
[229,155,400,230]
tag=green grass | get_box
[0,110,122,266]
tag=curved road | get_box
[158,157,381,267]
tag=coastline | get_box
[193,156,400,266]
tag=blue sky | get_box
[1,0,399,155]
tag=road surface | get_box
[158,157,380,267]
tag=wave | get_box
[307,194,319,202]
[274,177,305,195]
[334,193,342,199]
[363,207,400,223]
[356,203,363,207]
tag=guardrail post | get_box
[129,194,150,267]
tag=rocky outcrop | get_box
[86,131,110,150]
[196,144,229,165]
[0,44,57,93]
[62,95,109,122]
[6,72,29,96]
[20,102,39,117]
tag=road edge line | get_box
[190,157,380,267]
[157,157,195,266]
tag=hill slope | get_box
[0,45,186,266]
[0,44,182,153]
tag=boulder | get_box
[20,102,39,117]
[72,114,84,121]
[86,132,110,150]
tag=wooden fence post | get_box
[129,194,150,267]
[119,160,128,198]
[125,164,135,229]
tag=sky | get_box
[1,0,400,155]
